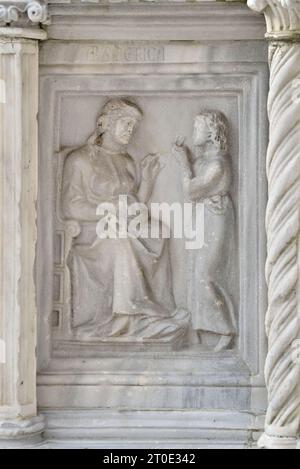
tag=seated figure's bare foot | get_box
[198,331,233,351]
[214,334,233,352]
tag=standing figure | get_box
[173,111,237,351]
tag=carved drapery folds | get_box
[248,0,300,449]
[0,0,48,26]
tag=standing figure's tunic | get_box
[185,150,237,337]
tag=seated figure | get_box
[62,98,189,343]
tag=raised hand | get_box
[174,135,186,147]
[172,136,189,168]
[141,153,161,182]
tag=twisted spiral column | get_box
[262,42,300,447]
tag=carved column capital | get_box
[0,1,49,26]
[248,0,300,39]
[0,1,48,40]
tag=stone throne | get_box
[52,147,81,339]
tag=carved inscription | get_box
[87,45,165,63]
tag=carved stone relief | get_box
[55,98,237,351]
[173,112,237,351]
[36,38,267,422]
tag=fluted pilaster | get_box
[0,4,47,447]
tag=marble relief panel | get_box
[51,94,239,351]
[37,42,268,379]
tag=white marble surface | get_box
[0,0,299,449]
[0,1,48,25]
[38,409,264,449]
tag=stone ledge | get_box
[0,25,47,38]
[40,409,263,449]
[45,2,266,40]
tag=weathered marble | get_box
[0,0,48,25]
[61,97,189,344]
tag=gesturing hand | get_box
[172,136,188,166]
[141,154,161,182]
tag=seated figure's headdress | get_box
[100,98,143,122]
[88,98,142,145]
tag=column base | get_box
[0,415,45,448]
[258,432,298,449]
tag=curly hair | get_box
[195,111,228,152]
